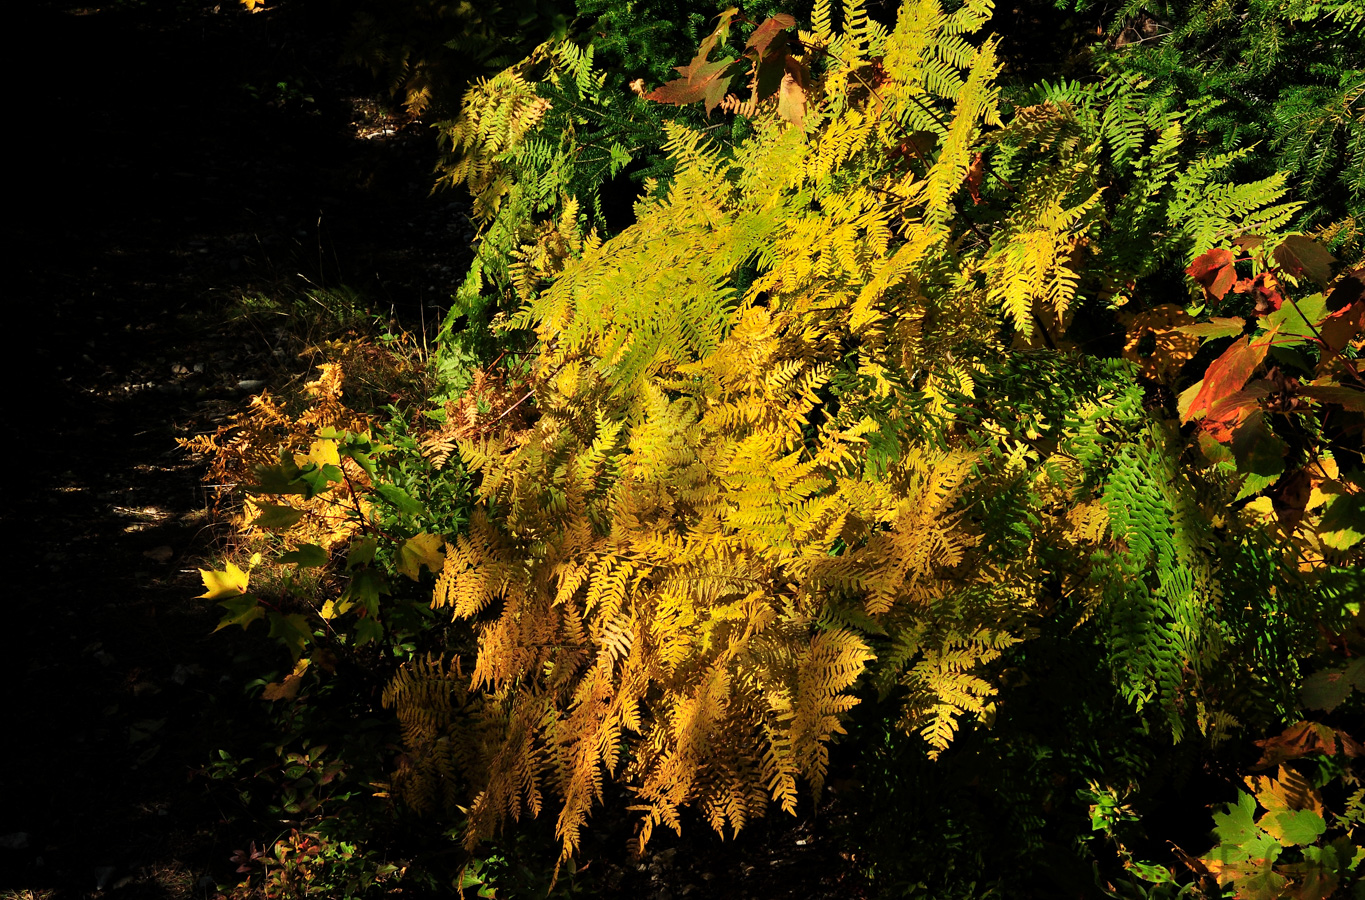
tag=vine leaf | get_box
[1187,248,1237,300]
[1259,810,1325,847]
[1208,792,1278,860]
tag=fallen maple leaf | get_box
[1121,304,1200,383]
[777,68,807,127]
[966,153,986,205]
[1253,720,1364,768]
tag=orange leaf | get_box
[1320,299,1365,353]
[1201,382,1270,443]
[1182,330,1276,423]
[966,153,986,205]
[1254,721,1364,769]
[744,13,796,57]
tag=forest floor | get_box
[2,2,865,898]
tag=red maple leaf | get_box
[1182,329,1277,425]
[1186,248,1237,301]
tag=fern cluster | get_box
[196,0,1365,893]
[378,0,1359,864]
[1057,0,1365,237]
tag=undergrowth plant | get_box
[193,0,1365,895]
[1059,0,1365,238]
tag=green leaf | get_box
[1211,792,1262,851]
[297,467,337,499]
[347,537,379,570]
[1301,659,1365,712]
[278,543,328,568]
[251,450,304,494]
[354,616,384,647]
[1231,411,1286,499]
[254,502,305,530]
[215,593,264,632]
[1260,808,1327,847]
[1176,317,1247,339]
[251,463,306,495]
[1263,292,1328,339]
[346,567,389,615]
[608,142,633,177]
[376,483,427,517]
[1299,385,1365,412]
[1206,793,1282,867]
[267,612,313,661]
[1319,492,1365,549]
[1231,867,1289,900]
[337,435,379,478]
[1125,861,1175,884]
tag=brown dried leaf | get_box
[1121,305,1200,383]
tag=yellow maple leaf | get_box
[199,561,249,599]
[308,438,341,468]
[397,532,446,580]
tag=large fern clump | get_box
[364,0,1361,865]
[198,0,1364,893]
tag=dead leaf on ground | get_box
[1121,305,1199,383]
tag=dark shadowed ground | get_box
[3,1,464,895]
[1,3,868,898]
